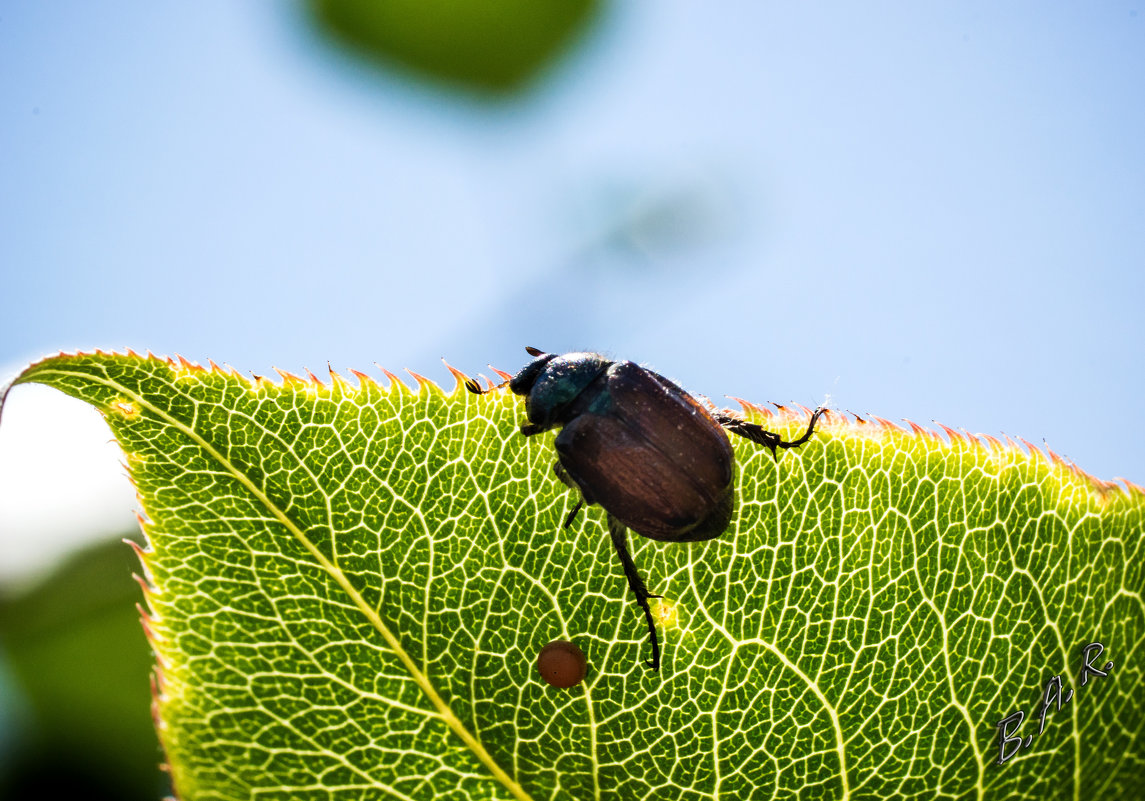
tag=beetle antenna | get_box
[607,515,662,671]
[524,345,546,358]
[465,376,510,395]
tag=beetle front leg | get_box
[607,514,662,671]
[713,408,825,460]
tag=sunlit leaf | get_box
[3,351,1142,799]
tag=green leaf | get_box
[308,0,601,95]
[3,351,1143,800]
[0,537,165,799]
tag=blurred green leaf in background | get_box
[308,0,602,94]
[0,538,166,800]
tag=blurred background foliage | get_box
[309,0,600,94]
[0,537,163,799]
[2,0,1143,797]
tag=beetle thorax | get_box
[517,352,612,431]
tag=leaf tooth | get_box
[176,354,205,372]
[871,415,901,432]
[979,433,1005,452]
[125,533,154,565]
[207,358,224,372]
[378,366,410,393]
[273,367,306,386]
[1069,461,1091,481]
[136,601,163,645]
[126,534,163,594]
[149,670,161,713]
[304,367,323,386]
[1018,437,1045,462]
[934,421,964,443]
[904,418,928,438]
[347,368,377,389]
[792,401,815,418]
[961,430,980,447]
[131,569,157,600]
[149,672,171,741]
[489,365,514,382]
[151,641,172,672]
[1090,476,1123,495]
[910,419,947,442]
[327,363,350,389]
[728,396,773,420]
[440,358,471,394]
[1044,442,1068,466]
[1117,477,1145,497]
[405,368,444,395]
[1065,464,1120,497]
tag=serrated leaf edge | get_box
[8,352,536,801]
[4,349,1143,801]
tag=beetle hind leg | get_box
[607,514,662,671]
[714,408,825,460]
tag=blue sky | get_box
[2,2,1143,580]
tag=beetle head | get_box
[508,348,557,397]
[514,350,612,431]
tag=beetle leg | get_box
[563,499,584,529]
[552,460,574,488]
[713,408,825,460]
[520,422,546,436]
[552,461,591,528]
[607,514,662,671]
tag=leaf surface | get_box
[4,351,1143,800]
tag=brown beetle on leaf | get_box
[468,347,823,671]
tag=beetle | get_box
[467,347,823,671]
